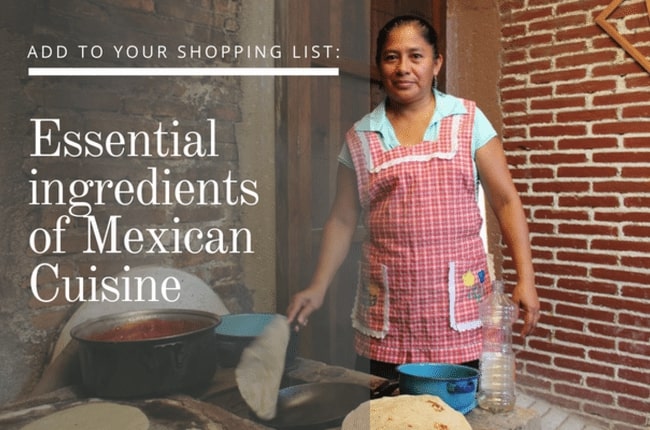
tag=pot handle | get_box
[372,379,400,398]
[155,342,186,368]
[446,380,475,394]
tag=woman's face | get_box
[378,23,443,107]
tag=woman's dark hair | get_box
[375,15,440,66]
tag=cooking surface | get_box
[0,358,539,430]
[199,359,385,429]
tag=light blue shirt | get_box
[338,90,497,176]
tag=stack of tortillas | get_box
[341,394,472,430]
[235,314,291,420]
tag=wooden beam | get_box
[274,0,313,314]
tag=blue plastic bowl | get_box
[213,313,297,368]
[214,313,278,337]
[397,363,479,414]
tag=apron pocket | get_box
[351,262,390,339]
[448,260,490,332]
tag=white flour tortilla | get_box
[342,394,472,430]
[21,402,149,430]
[235,314,290,420]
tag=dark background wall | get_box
[0,0,254,403]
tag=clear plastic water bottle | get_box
[477,280,518,413]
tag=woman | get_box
[287,15,539,379]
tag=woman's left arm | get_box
[476,137,540,336]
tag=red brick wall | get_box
[498,1,650,429]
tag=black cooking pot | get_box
[70,309,221,398]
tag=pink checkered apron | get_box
[347,99,491,364]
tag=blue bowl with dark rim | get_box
[396,363,479,414]
[213,313,298,369]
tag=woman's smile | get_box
[393,79,416,88]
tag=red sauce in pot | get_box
[87,318,211,342]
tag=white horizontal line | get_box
[28,67,339,77]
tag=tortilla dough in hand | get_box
[235,314,290,420]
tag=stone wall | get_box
[0,0,257,403]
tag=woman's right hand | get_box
[286,285,327,330]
